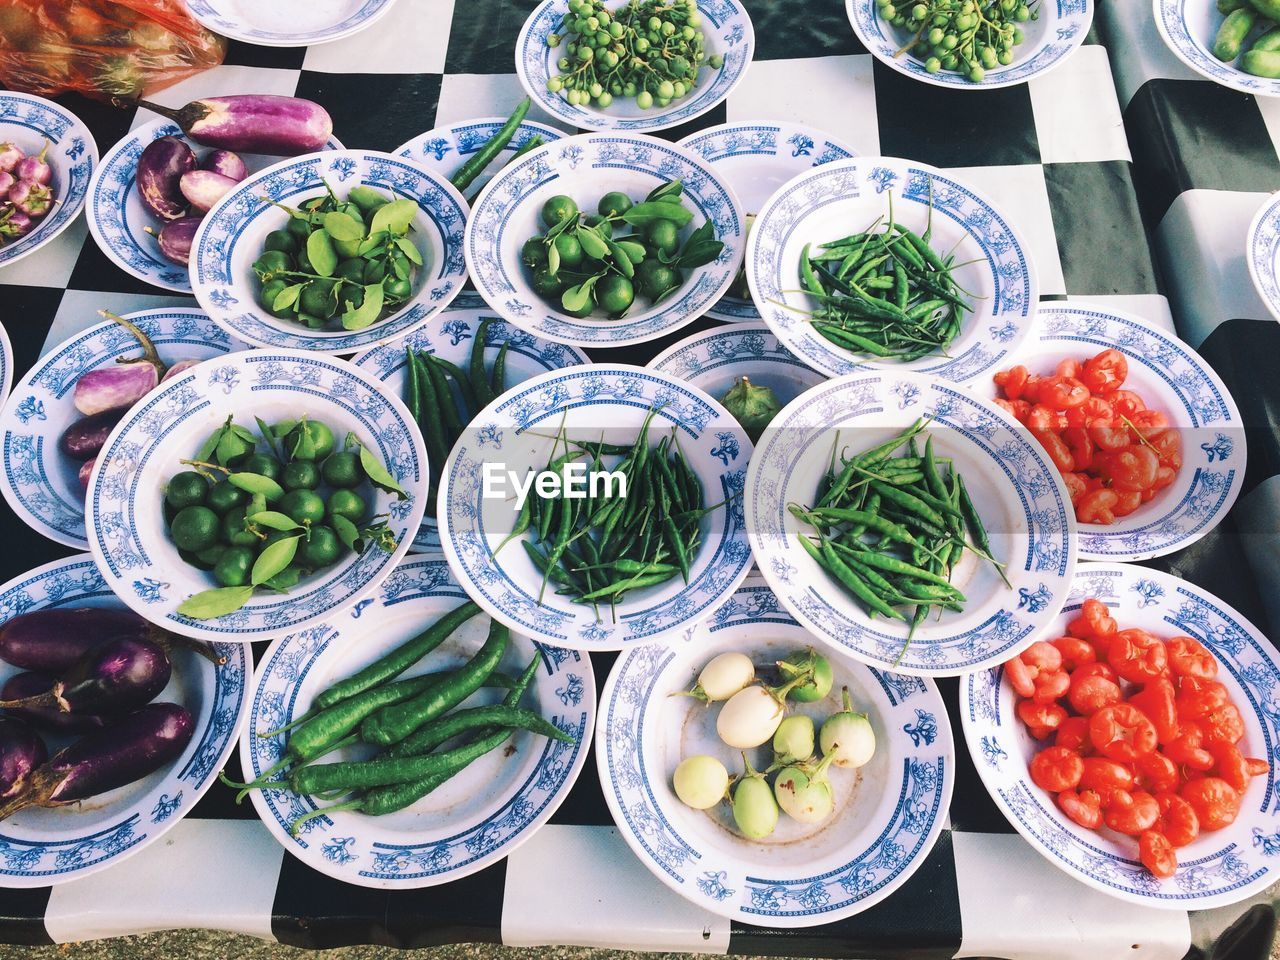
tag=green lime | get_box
[532,268,565,298]
[299,279,337,319]
[286,216,312,239]
[260,278,292,318]
[220,507,259,547]
[541,194,578,227]
[303,420,334,459]
[635,259,679,299]
[237,453,283,483]
[598,191,632,218]
[299,525,343,569]
[553,232,583,268]
[165,471,208,510]
[563,298,595,319]
[213,546,254,587]
[321,451,363,489]
[282,460,320,491]
[596,275,634,314]
[178,548,214,571]
[326,488,367,522]
[253,250,293,279]
[363,259,387,284]
[171,505,219,552]
[334,258,365,283]
[206,478,248,515]
[280,489,326,525]
[263,230,297,254]
[333,236,361,259]
[522,237,549,269]
[195,544,225,567]
[339,285,364,313]
[584,214,613,239]
[383,276,412,300]
[645,219,679,254]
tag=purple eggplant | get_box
[0,702,194,820]
[179,170,236,214]
[136,135,196,222]
[73,311,169,416]
[13,142,50,186]
[202,149,247,182]
[2,673,109,734]
[147,215,200,266]
[0,171,14,198]
[0,716,46,801]
[78,458,96,492]
[0,635,171,716]
[135,95,333,156]
[160,358,201,382]
[58,408,125,461]
[9,179,52,218]
[0,207,31,241]
[0,143,22,173]
[0,607,224,673]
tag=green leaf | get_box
[254,416,281,458]
[341,282,385,330]
[271,283,302,312]
[348,185,389,214]
[177,585,254,620]
[357,442,407,498]
[677,239,724,270]
[391,256,411,281]
[561,274,600,313]
[196,418,230,463]
[229,424,257,443]
[358,230,389,256]
[622,201,692,228]
[307,229,338,277]
[369,198,418,237]
[646,180,683,203]
[605,238,634,278]
[615,240,646,264]
[228,472,284,501]
[332,514,360,551]
[576,225,610,260]
[247,510,302,532]
[261,567,301,593]
[322,210,364,242]
[252,535,301,586]
[547,240,561,276]
[394,236,423,265]
[215,430,252,467]
[287,419,315,461]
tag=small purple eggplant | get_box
[13,142,51,186]
[0,171,14,198]
[73,311,169,416]
[0,207,31,241]
[78,458,96,492]
[2,673,109,735]
[0,606,224,673]
[202,149,247,182]
[0,635,171,716]
[135,95,333,156]
[147,215,200,266]
[58,408,125,461]
[135,135,196,222]
[9,179,52,218]
[160,358,201,382]
[0,143,23,174]
[0,702,194,820]
[179,170,236,214]
[0,717,46,802]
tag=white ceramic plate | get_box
[599,575,953,926]
[437,363,755,651]
[190,149,468,354]
[973,303,1245,562]
[85,350,427,643]
[465,132,746,348]
[394,117,567,198]
[0,319,11,408]
[747,370,1077,675]
[185,0,399,46]
[848,0,1093,90]
[963,561,1280,909]
[747,156,1039,384]
[1247,192,1280,322]
[242,554,595,888]
[515,0,754,133]
[677,122,857,322]
[351,293,590,552]
[0,92,96,270]
[0,309,245,550]
[1154,0,1280,98]
[0,554,250,889]
[86,118,343,293]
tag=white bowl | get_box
[1155,0,1280,97]
[599,575,953,926]
[0,92,96,270]
[1247,192,1280,321]
[971,302,1245,562]
[190,149,468,354]
[964,561,1280,909]
[847,0,1093,89]
[394,116,567,198]
[465,132,746,348]
[85,349,428,643]
[515,0,754,133]
[184,0,399,46]
[747,155,1039,384]
[746,370,1078,676]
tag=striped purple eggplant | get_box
[2,672,109,734]
[0,716,46,801]
[136,135,196,222]
[136,95,333,156]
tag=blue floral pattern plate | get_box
[191,149,467,353]
[437,363,755,651]
[963,562,1280,909]
[515,0,754,133]
[748,156,1039,384]
[0,555,249,889]
[746,370,1077,676]
[975,303,1245,562]
[351,293,589,552]
[0,319,11,409]
[242,554,594,889]
[394,117,567,198]
[1247,193,1280,321]
[598,575,953,926]
[185,0,398,46]
[0,309,246,550]
[86,118,343,294]
[0,92,96,269]
[677,122,857,322]
[847,0,1093,90]
[465,132,746,348]
[1155,0,1280,97]
[84,350,427,643]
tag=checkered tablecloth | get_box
[0,0,1275,956]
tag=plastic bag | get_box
[0,0,227,101]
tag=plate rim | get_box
[1152,0,1280,98]
[1246,192,1280,322]
[184,0,400,46]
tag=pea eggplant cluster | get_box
[253,185,423,331]
[522,179,723,318]
[166,415,406,620]
[1213,0,1280,78]
[0,139,56,245]
[228,602,574,833]
[883,0,1037,82]
[670,650,877,838]
[0,607,223,821]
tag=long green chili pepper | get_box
[450,97,531,191]
[471,317,496,407]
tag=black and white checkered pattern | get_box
[0,1,1271,956]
